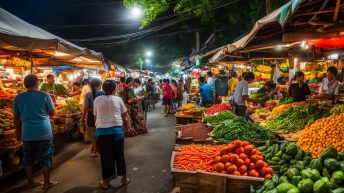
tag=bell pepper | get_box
[331,170,344,184]
[301,168,312,179]
[286,143,298,155]
[324,158,339,171]
[309,169,321,181]
[276,183,296,193]
[294,161,305,171]
[332,187,344,193]
[297,179,314,193]
[319,146,337,161]
[313,177,330,193]
[309,158,323,172]
[279,176,290,184]
[286,168,300,181]
[322,167,331,178]
[291,176,302,186]
[286,188,300,193]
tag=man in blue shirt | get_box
[197,77,213,106]
[13,74,58,190]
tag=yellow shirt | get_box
[228,78,239,95]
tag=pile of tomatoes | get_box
[205,104,231,115]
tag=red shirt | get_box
[120,82,126,90]
[163,83,173,99]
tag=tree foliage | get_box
[123,0,289,29]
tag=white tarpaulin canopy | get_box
[0,8,104,69]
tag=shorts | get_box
[162,98,173,105]
[86,126,96,141]
[23,138,54,167]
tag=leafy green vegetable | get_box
[264,104,329,133]
[204,111,237,126]
[212,115,275,143]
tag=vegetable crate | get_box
[175,113,202,125]
[171,152,264,193]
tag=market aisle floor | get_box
[1,104,176,193]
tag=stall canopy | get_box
[209,0,344,60]
[0,8,104,69]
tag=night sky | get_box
[0,0,241,72]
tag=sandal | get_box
[43,181,59,190]
[98,179,110,190]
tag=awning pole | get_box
[29,51,34,74]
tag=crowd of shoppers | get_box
[14,74,166,190]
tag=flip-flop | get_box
[98,179,110,190]
[43,181,59,190]
[26,182,44,188]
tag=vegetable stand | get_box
[171,151,264,193]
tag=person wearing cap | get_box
[315,66,340,101]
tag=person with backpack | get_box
[81,78,104,157]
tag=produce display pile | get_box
[268,101,308,120]
[174,144,226,171]
[205,103,231,115]
[279,96,293,104]
[0,108,15,133]
[0,138,21,148]
[212,115,275,143]
[0,90,14,100]
[259,141,312,174]
[180,123,211,141]
[250,92,270,103]
[211,140,273,178]
[174,141,273,179]
[253,146,344,193]
[264,104,329,134]
[297,113,344,158]
[56,100,81,114]
[204,111,237,126]
[330,105,344,115]
[178,103,196,111]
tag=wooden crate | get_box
[175,113,202,125]
[171,152,264,193]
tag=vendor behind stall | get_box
[257,80,279,99]
[40,74,68,96]
[315,66,340,101]
[288,71,311,102]
[196,77,213,107]
[214,70,228,103]
[231,72,257,119]
[68,82,82,101]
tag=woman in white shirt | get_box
[93,80,130,189]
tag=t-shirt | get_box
[134,86,144,98]
[215,77,229,97]
[228,78,239,95]
[198,83,213,102]
[163,83,173,99]
[288,82,311,102]
[94,95,127,129]
[84,90,104,110]
[207,77,215,88]
[319,78,339,96]
[233,80,249,106]
[79,85,90,105]
[181,92,189,106]
[13,90,54,141]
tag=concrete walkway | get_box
[1,105,176,193]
